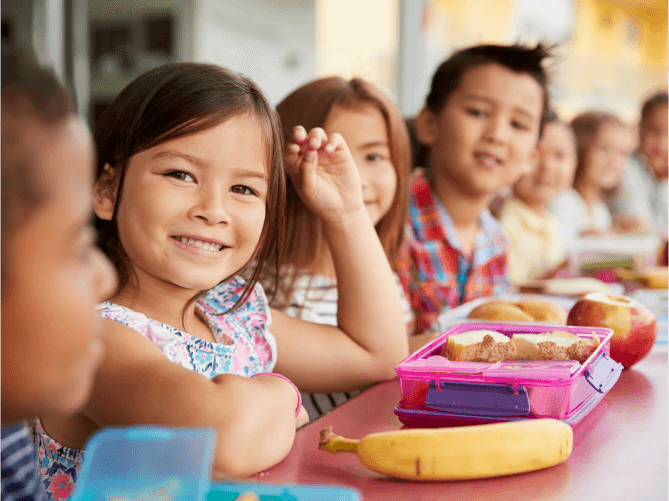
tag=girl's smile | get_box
[173,236,228,254]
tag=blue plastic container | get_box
[71,427,216,501]
[71,426,361,501]
[206,482,361,501]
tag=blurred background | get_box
[2,0,666,128]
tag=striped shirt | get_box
[2,423,47,501]
[394,169,509,334]
[282,273,413,421]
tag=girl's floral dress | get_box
[34,278,277,501]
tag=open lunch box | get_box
[394,322,624,427]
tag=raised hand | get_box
[285,126,365,224]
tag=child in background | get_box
[1,45,117,500]
[550,111,637,251]
[609,91,668,239]
[394,44,551,338]
[499,114,577,284]
[35,62,408,499]
[272,77,412,418]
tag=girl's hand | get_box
[285,126,365,224]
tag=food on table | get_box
[515,297,568,324]
[439,328,599,363]
[639,267,668,289]
[467,297,568,324]
[512,331,599,363]
[522,277,616,296]
[440,330,517,362]
[318,419,573,480]
[567,291,657,368]
[467,301,534,322]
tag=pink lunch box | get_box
[394,322,623,427]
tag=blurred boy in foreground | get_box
[1,45,117,500]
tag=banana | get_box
[319,419,573,481]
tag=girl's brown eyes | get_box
[166,171,194,182]
[230,185,256,196]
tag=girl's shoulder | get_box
[200,276,270,318]
[98,301,152,329]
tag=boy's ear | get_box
[414,107,439,146]
[94,164,118,221]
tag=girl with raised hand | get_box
[34,63,408,499]
[270,77,413,419]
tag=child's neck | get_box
[573,178,602,208]
[431,173,490,256]
[112,280,204,336]
[515,195,548,216]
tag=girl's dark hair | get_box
[1,44,76,289]
[270,76,411,305]
[95,62,285,312]
[570,110,625,186]
[425,43,554,137]
[640,90,668,126]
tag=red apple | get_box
[567,292,657,368]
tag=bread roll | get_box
[467,302,534,322]
[467,297,567,324]
[516,297,568,324]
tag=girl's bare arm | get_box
[271,126,408,392]
[84,320,300,478]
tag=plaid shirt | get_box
[394,169,509,334]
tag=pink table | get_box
[256,349,668,500]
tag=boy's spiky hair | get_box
[426,43,554,132]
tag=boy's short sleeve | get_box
[2,423,47,501]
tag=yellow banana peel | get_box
[319,419,573,481]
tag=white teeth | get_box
[176,237,223,251]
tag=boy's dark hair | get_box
[425,43,553,135]
[1,44,76,287]
[94,62,285,313]
[640,90,668,126]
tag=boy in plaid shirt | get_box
[395,44,553,346]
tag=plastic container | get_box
[71,426,361,501]
[207,482,361,501]
[395,322,623,427]
[71,426,216,501]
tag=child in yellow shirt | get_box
[499,114,577,284]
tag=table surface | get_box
[256,347,668,501]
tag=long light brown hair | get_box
[269,77,411,305]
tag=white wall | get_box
[194,0,316,105]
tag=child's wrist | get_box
[250,372,302,418]
[321,205,369,232]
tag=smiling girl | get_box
[34,63,408,499]
[270,77,413,418]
